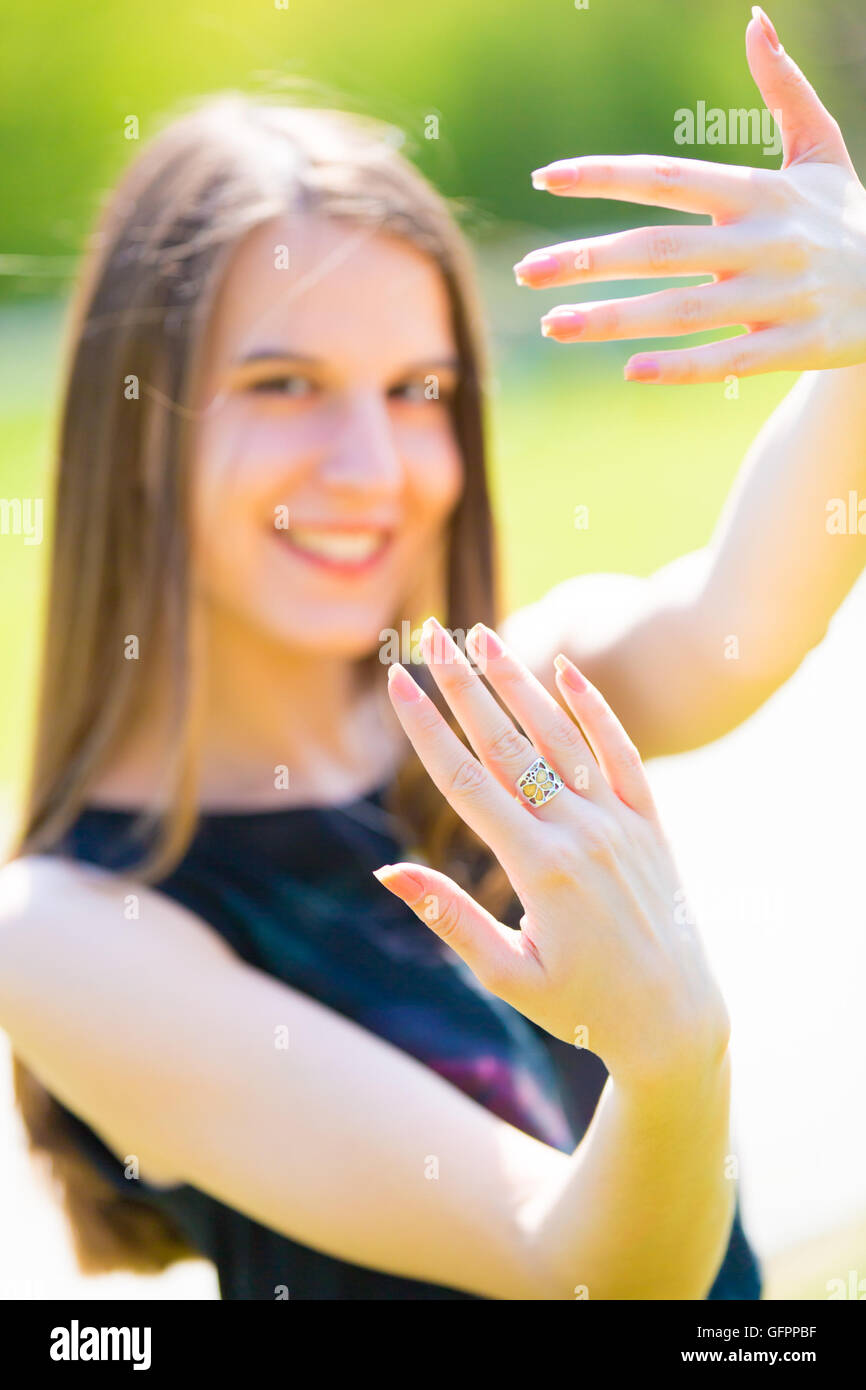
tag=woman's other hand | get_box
[515,8,866,385]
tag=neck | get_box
[91,605,404,811]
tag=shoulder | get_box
[0,852,235,968]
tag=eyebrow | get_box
[234,348,461,374]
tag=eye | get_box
[248,374,317,399]
[389,377,453,405]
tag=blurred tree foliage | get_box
[1,0,864,300]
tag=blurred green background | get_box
[1,0,864,1296]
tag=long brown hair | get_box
[9,94,510,1274]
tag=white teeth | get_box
[285,527,386,562]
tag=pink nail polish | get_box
[514,252,560,285]
[751,6,781,51]
[624,359,660,382]
[387,662,424,702]
[421,614,460,664]
[554,653,587,692]
[541,309,587,339]
[532,163,578,192]
[467,623,503,660]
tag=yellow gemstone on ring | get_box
[516,756,564,807]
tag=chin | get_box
[256,605,398,663]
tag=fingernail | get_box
[373,863,426,897]
[466,622,504,660]
[541,308,587,339]
[421,614,460,664]
[532,163,578,192]
[554,652,587,692]
[624,358,660,382]
[751,6,781,51]
[387,662,424,702]
[514,252,560,285]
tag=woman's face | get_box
[192,212,464,659]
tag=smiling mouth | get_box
[271,524,394,573]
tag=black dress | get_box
[47,785,761,1300]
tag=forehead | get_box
[206,212,457,373]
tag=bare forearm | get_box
[560,365,866,757]
[693,364,866,680]
[526,1052,735,1300]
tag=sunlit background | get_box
[1,0,865,1299]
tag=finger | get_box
[540,275,791,344]
[530,154,777,218]
[385,662,534,869]
[372,862,537,1000]
[553,655,656,819]
[465,623,615,809]
[623,323,811,384]
[514,223,762,289]
[746,8,854,170]
[420,616,574,822]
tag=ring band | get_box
[516,755,564,808]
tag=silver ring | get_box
[516,755,564,808]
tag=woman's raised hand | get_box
[375,618,729,1090]
[515,8,866,384]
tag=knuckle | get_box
[555,719,587,758]
[670,353,699,383]
[445,756,487,800]
[582,816,625,865]
[486,723,531,767]
[794,270,824,317]
[646,229,680,270]
[441,661,476,696]
[431,897,462,941]
[774,232,810,271]
[651,159,682,199]
[672,293,705,331]
[530,841,581,892]
[728,345,754,379]
[778,63,809,100]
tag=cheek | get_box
[194,407,306,517]
[401,422,465,525]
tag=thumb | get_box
[746,7,853,170]
[373,862,529,997]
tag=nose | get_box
[319,389,402,496]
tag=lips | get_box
[271,523,393,574]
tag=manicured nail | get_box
[373,863,426,898]
[554,652,588,692]
[514,252,560,285]
[466,622,504,660]
[532,163,579,192]
[541,309,587,339]
[421,614,461,664]
[751,6,781,51]
[624,358,661,383]
[387,662,424,702]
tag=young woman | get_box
[0,10,863,1299]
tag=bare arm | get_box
[507,364,866,759]
[0,831,731,1301]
